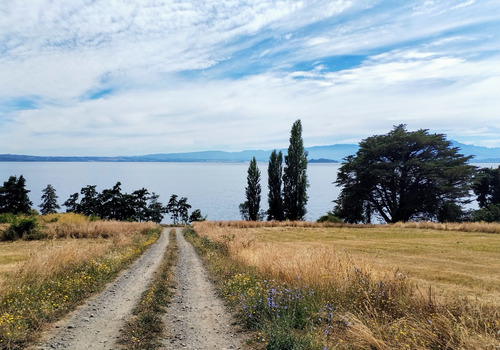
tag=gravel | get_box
[162,229,247,350]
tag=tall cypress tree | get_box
[267,150,284,221]
[39,184,60,215]
[283,119,308,221]
[240,157,262,221]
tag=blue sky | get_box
[1,0,499,156]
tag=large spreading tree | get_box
[283,119,308,220]
[240,157,262,221]
[334,125,475,223]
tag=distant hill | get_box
[451,141,500,163]
[0,141,498,163]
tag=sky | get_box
[1,0,499,156]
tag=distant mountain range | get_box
[0,141,499,163]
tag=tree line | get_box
[0,179,205,224]
[240,122,499,224]
[2,123,499,225]
[240,119,309,221]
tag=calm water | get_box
[0,162,342,222]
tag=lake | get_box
[1,162,497,223]
[0,162,342,222]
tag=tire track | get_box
[162,229,245,350]
[32,229,170,350]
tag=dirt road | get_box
[33,229,171,350]
[31,227,248,350]
[162,229,245,349]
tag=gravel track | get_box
[31,229,170,350]
[162,229,246,350]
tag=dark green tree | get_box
[240,157,262,221]
[267,150,284,221]
[473,166,500,208]
[79,185,100,217]
[0,175,33,215]
[63,193,80,213]
[166,194,180,224]
[239,202,250,221]
[145,192,165,224]
[471,166,500,222]
[334,125,475,223]
[283,120,308,221]
[189,209,206,223]
[178,197,192,224]
[131,188,150,222]
[99,182,123,220]
[39,184,60,215]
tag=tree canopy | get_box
[334,125,475,223]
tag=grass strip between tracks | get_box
[118,228,178,349]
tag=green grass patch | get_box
[118,229,178,349]
[0,227,161,349]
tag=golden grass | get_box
[194,221,500,305]
[0,214,161,348]
[0,239,110,292]
[40,213,158,239]
[0,213,158,292]
[193,221,500,349]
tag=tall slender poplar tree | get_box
[267,150,284,220]
[240,157,262,221]
[283,119,308,221]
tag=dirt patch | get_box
[162,230,247,349]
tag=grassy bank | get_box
[189,221,500,350]
[119,229,179,349]
[0,214,160,349]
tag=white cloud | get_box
[0,1,499,154]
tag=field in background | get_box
[192,221,500,349]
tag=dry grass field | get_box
[195,221,500,304]
[192,221,500,349]
[0,239,112,292]
[0,214,160,348]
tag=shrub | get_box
[0,213,16,224]
[1,217,46,241]
[316,212,342,223]
[471,204,500,222]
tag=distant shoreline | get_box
[1,140,499,163]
